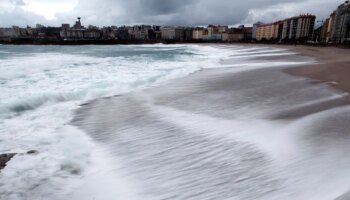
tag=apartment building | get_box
[255,14,315,42]
[331,1,350,43]
[161,27,185,40]
[192,28,207,40]
[256,22,281,41]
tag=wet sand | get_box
[284,46,350,97]
[283,46,350,200]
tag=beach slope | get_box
[72,45,350,200]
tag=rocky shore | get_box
[0,153,16,171]
[0,150,38,171]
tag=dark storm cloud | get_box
[0,0,346,27]
[115,0,298,25]
[138,0,195,15]
[72,0,342,26]
[63,0,307,26]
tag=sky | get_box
[0,0,345,27]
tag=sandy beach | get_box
[1,44,350,200]
[1,0,349,198]
[284,45,350,200]
[285,46,350,200]
[71,45,350,200]
[284,46,350,96]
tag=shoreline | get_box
[2,44,349,199]
[283,45,350,200]
[71,45,350,199]
[282,45,350,101]
[1,39,350,48]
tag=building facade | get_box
[256,14,315,42]
[320,18,330,42]
[161,27,185,40]
[331,1,350,43]
[192,28,206,40]
[256,22,280,41]
[227,28,244,41]
[281,15,315,41]
[252,22,263,40]
[205,25,225,40]
[327,11,337,42]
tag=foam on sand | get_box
[0,44,322,200]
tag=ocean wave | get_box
[0,44,317,200]
[2,92,86,115]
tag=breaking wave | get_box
[0,44,315,200]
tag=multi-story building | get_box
[331,0,350,43]
[174,28,185,40]
[256,22,281,41]
[221,32,229,41]
[227,28,244,41]
[60,18,110,40]
[0,26,22,38]
[296,15,316,40]
[252,22,263,40]
[243,27,253,41]
[327,11,337,42]
[320,18,330,42]
[313,26,323,42]
[184,28,194,40]
[37,27,61,40]
[217,26,229,33]
[286,18,298,40]
[281,14,315,41]
[192,28,207,40]
[205,25,225,40]
[131,26,145,40]
[26,26,38,37]
[116,27,130,40]
[256,14,315,42]
[100,27,116,39]
[149,26,162,40]
[84,27,101,40]
[129,25,153,40]
[161,27,185,40]
[161,27,176,40]
[60,18,86,40]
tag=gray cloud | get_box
[10,0,25,6]
[0,0,346,27]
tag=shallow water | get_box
[72,64,350,200]
[2,44,348,200]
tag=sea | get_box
[1,44,350,200]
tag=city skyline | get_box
[0,0,345,27]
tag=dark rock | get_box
[27,150,39,155]
[0,153,16,171]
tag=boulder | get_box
[0,153,16,171]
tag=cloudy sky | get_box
[0,0,345,27]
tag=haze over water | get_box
[1,44,350,200]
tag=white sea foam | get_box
[0,44,314,200]
[148,100,350,200]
